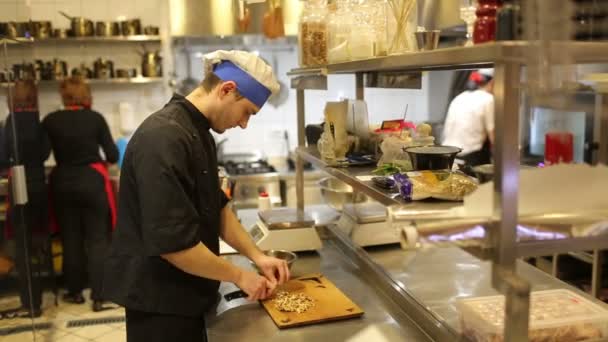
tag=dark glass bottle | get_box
[496,0,521,40]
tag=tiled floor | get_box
[0,290,126,342]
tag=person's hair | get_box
[200,72,243,99]
[60,76,92,107]
[8,79,38,111]
[466,71,493,91]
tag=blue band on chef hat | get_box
[213,61,271,108]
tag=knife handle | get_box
[224,290,248,301]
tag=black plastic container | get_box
[404,145,462,171]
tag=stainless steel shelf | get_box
[516,235,608,258]
[0,36,34,45]
[5,35,161,44]
[297,146,461,213]
[288,41,608,76]
[1,77,163,87]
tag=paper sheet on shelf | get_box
[462,163,608,217]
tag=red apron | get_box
[88,162,117,231]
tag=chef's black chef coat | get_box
[104,94,229,317]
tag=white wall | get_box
[0,0,169,141]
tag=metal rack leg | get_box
[592,250,603,299]
[355,73,364,101]
[296,88,305,214]
[491,61,530,342]
[594,93,608,165]
[551,254,559,278]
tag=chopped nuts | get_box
[273,291,315,313]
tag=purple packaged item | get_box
[393,173,413,202]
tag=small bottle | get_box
[258,191,272,211]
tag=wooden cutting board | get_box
[261,273,364,329]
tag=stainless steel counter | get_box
[365,245,608,334]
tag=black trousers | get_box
[12,179,47,311]
[460,138,492,167]
[51,166,110,301]
[126,309,208,342]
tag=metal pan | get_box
[59,11,93,37]
[95,21,120,37]
[51,28,69,39]
[120,19,142,36]
[143,25,159,35]
[30,21,53,39]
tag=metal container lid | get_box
[342,203,387,224]
[258,208,315,229]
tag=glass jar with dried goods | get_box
[298,0,329,67]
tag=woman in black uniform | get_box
[1,80,50,319]
[43,77,118,312]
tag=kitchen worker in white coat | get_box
[442,68,495,166]
[104,50,289,342]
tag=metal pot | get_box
[59,11,94,37]
[143,26,159,35]
[50,59,68,80]
[95,21,120,37]
[51,28,69,39]
[30,21,52,39]
[115,69,133,78]
[71,64,93,79]
[404,145,462,171]
[140,50,162,77]
[1,22,30,38]
[93,58,114,79]
[120,19,142,36]
[249,250,297,274]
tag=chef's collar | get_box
[171,93,210,131]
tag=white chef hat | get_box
[478,68,494,77]
[203,50,280,108]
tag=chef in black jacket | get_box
[43,77,119,312]
[104,50,289,342]
[1,80,50,319]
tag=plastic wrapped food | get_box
[405,170,478,201]
[457,289,608,342]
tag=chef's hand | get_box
[235,269,272,301]
[253,254,290,289]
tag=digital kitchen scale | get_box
[336,202,400,247]
[220,208,323,254]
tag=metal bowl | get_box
[318,177,368,211]
[250,250,297,273]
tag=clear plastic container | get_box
[457,289,608,342]
[298,0,328,67]
[349,0,383,60]
[327,0,354,63]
